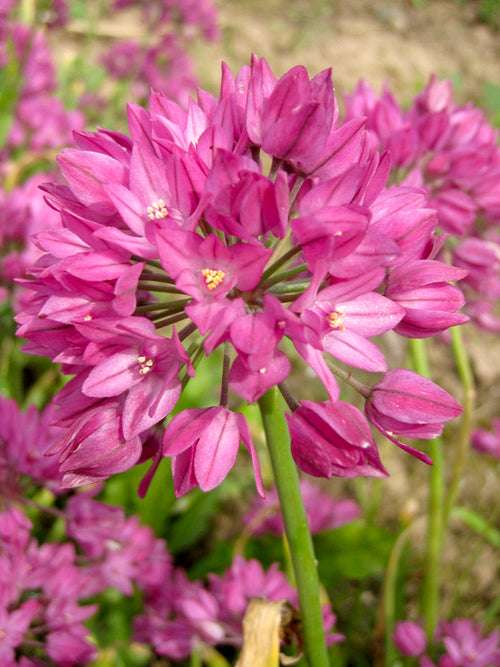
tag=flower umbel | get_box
[16,56,466,495]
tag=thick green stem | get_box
[258,387,330,667]
[444,326,475,521]
[409,338,444,639]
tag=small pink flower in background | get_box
[471,419,500,459]
[0,506,98,667]
[393,620,427,656]
[0,172,63,307]
[0,396,63,497]
[437,619,500,667]
[244,478,360,536]
[342,73,500,333]
[134,553,342,658]
[208,556,343,647]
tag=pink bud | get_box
[393,620,427,656]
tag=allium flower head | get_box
[16,57,465,494]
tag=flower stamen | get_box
[147,199,168,220]
[202,268,225,291]
[327,310,345,331]
[137,356,154,375]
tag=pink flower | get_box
[471,419,500,459]
[365,369,463,463]
[244,478,360,536]
[393,620,427,656]
[385,260,469,337]
[287,400,389,479]
[438,619,500,667]
[163,407,264,497]
[15,57,465,491]
[47,399,143,487]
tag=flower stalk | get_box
[258,386,330,667]
[444,325,475,521]
[409,338,444,639]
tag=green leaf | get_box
[0,39,22,147]
[314,520,395,584]
[167,487,221,555]
[451,506,500,549]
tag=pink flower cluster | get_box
[3,422,344,667]
[0,395,63,497]
[0,173,63,305]
[0,15,84,158]
[0,506,98,667]
[16,56,465,495]
[101,0,219,106]
[343,75,500,332]
[243,478,360,536]
[134,554,342,659]
[393,618,500,666]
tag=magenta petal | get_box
[235,412,264,497]
[163,409,205,457]
[82,350,139,397]
[229,351,291,403]
[287,400,388,479]
[57,149,127,215]
[367,369,463,425]
[123,374,181,440]
[231,242,272,291]
[194,409,240,491]
[323,330,387,372]
[293,342,340,402]
[67,250,130,281]
[104,183,148,235]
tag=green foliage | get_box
[315,521,395,585]
[482,81,500,126]
[477,0,500,27]
[0,40,21,146]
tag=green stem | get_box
[261,244,302,282]
[268,279,312,295]
[137,282,183,294]
[444,326,475,521]
[409,338,444,639]
[378,524,413,667]
[262,263,308,288]
[258,387,330,667]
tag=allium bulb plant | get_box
[16,56,464,492]
[13,55,470,666]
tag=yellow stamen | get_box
[202,268,226,291]
[147,199,168,220]
[326,310,345,331]
[137,356,154,375]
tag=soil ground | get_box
[193,0,500,108]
